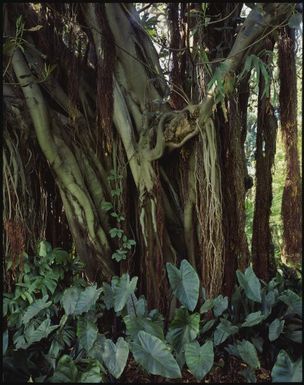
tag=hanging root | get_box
[195,118,224,298]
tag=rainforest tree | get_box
[278,26,302,266]
[3,3,300,311]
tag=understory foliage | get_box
[3,242,302,383]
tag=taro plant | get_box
[3,242,131,383]
[3,243,302,383]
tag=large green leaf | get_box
[166,260,200,311]
[268,319,285,342]
[15,318,59,349]
[214,319,239,346]
[131,331,181,379]
[102,274,138,313]
[38,240,52,257]
[278,290,302,315]
[200,299,214,314]
[61,287,81,315]
[236,266,261,303]
[113,274,138,312]
[124,315,164,340]
[185,340,214,381]
[78,361,104,383]
[61,285,102,316]
[166,308,200,352]
[284,330,302,344]
[236,340,260,369]
[126,294,147,317]
[22,295,52,324]
[49,355,78,383]
[77,317,98,352]
[262,289,278,316]
[101,337,129,379]
[201,319,216,334]
[88,334,106,363]
[213,295,228,317]
[75,285,103,315]
[26,318,59,344]
[271,350,302,382]
[102,282,115,310]
[241,311,265,327]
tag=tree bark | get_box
[252,39,277,281]
[278,27,302,265]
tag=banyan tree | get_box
[3,3,300,311]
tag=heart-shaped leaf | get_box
[214,319,238,346]
[102,274,138,313]
[61,285,102,316]
[241,311,265,327]
[284,330,302,343]
[185,340,214,381]
[49,355,78,383]
[200,299,214,313]
[166,307,200,352]
[166,260,200,311]
[77,317,98,352]
[278,290,302,315]
[236,340,260,369]
[61,287,81,315]
[201,319,216,334]
[124,315,164,341]
[131,331,181,379]
[78,361,104,383]
[268,319,285,342]
[236,266,261,303]
[75,285,103,315]
[126,294,147,317]
[18,318,59,350]
[213,295,228,317]
[271,350,302,382]
[22,295,52,324]
[88,334,106,363]
[113,274,138,312]
[102,337,129,379]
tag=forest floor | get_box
[119,356,271,383]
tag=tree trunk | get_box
[219,94,250,296]
[204,3,250,296]
[252,39,277,281]
[278,27,302,265]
